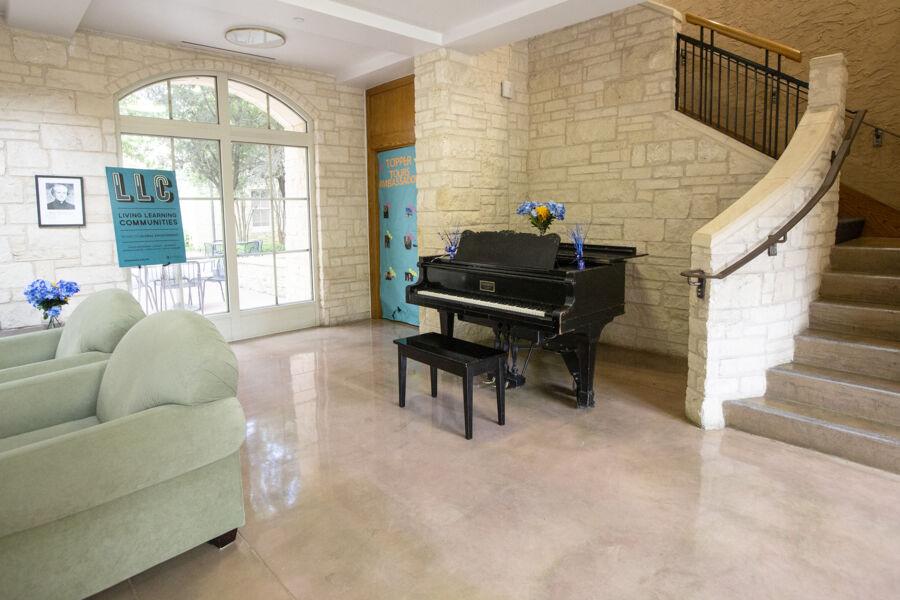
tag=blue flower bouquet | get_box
[516,201,565,235]
[23,279,80,328]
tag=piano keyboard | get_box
[415,290,548,317]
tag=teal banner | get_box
[378,146,419,326]
[105,166,186,267]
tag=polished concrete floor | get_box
[93,319,900,599]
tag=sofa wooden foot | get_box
[208,528,238,549]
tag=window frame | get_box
[115,71,320,339]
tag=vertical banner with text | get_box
[378,146,419,326]
[105,166,186,267]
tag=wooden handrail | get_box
[685,13,802,62]
[681,110,866,299]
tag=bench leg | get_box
[430,366,438,398]
[398,352,407,408]
[496,358,505,426]
[463,374,473,440]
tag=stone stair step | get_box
[725,397,900,473]
[820,271,900,306]
[767,363,900,426]
[830,237,900,275]
[794,329,900,381]
[809,300,900,342]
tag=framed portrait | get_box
[35,175,86,227]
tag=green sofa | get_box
[0,288,146,385]
[0,310,246,600]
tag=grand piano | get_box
[407,230,643,408]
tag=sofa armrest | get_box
[0,397,245,538]
[0,328,62,369]
[0,361,106,439]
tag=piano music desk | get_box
[394,333,506,440]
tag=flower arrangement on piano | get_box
[569,224,588,269]
[23,278,80,328]
[516,201,565,235]
[439,227,462,259]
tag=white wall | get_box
[0,24,368,329]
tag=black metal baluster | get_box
[773,54,782,156]
[699,27,705,121]
[675,36,681,110]
[762,50,770,156]
[716,34,722,128]
[727,55,732,134]
[752,65,758,150]
[742,61,748,142]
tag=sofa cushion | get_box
[0,416,99,453]
[0,352,107,385]
[56,289,145,359]
[96,310,238,422]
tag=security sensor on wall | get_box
[500,80,513,99]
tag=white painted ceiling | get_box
[1,0,641,88]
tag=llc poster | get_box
[378,146,419,326]
[105,166,186,267]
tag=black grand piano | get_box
[406,230,643,408]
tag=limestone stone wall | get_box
[414,43,529,335]
[525,3,773,356]
[0,24,367,329]
[685,55,848,429]
[660,0,900,211]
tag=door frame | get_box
[366,75,415,320]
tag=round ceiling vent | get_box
[225,27,286,49]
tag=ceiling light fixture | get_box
[225,26,286,49]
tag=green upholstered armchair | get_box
[0,310,245,600]
[0,288,146,385]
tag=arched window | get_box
[117,75,317,339]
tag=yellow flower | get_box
[535,205,550,221]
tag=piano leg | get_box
[560,339,598,408]
[439,310,455,338]
[493,327,526,389]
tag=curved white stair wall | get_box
[685,54,849,429]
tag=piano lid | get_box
[454,230,560,270]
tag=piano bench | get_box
[394,333,506,440]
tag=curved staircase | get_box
[725,238,900,473]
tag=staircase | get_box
[725,238,900,473]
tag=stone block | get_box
[566,118,616,144]
[6,141,48,169]
[12,36,67,67]
[623,218,665,241]
[40,124,102,151]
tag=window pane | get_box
[237,252,276,309]
[228,81,269,129]
[269,95,307,132]
[181,200,227,315]
[171,76,218,123]
[234,199,272,252]
[120,134,172,170]
[232,142,269,199]
[276,251,312,303]
[275,146,308,198]
[277,200,310,251]
[118,81,169,119]
[174,138,221,198]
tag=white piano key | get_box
[415,290,548,317]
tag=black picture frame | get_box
[34,175,86,228]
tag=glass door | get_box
[117,74,319,340]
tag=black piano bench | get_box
[394,333,506,440]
